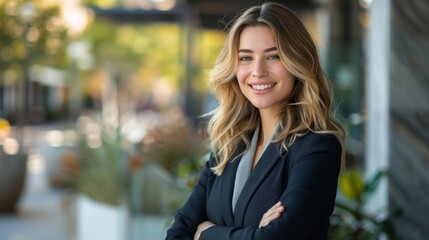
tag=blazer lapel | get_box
[233,141,284,226]
[218,141,247,226]
[219,157,239,226]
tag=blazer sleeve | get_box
[200,134,341,240]
[166,158,214,240]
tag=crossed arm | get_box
[194,202,285,240]
[167,135,341,240]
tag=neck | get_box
[258,108,277,145]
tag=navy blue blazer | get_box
[166,132,341,240]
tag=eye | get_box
[267,54,280,60]
[239,56,252,61]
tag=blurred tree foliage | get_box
[0,0,69,73]
[0,0,70,123]
[1,0,226,120]
[82,0,118,9]
[78,17,224,101]
[80,21,182,89]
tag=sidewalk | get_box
[0,151,72,240]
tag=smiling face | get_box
[236,25,295,115]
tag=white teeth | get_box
[252,84,274,90]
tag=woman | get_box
[166,2,346,240]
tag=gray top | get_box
[232,127,273,213]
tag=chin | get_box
[253,104,273,110]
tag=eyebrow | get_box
[238,47,278,53]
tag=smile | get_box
[251,84,275,90]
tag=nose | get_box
[252,59,268,78]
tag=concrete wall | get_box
[389,0,429,239]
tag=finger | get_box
[266,205,284,219]
[259,205,285,227]
[263,204,284,218]
[258,202,284,228]
[261,203,283,224]
[259,211,281,228]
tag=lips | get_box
[250,84,275,90]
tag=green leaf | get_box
[339,170,364,202]
[364,169,388,199]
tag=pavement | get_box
[0,151,72,240]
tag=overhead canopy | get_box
[90,0,317,29]
[188,0,317,28]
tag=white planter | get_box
[77,195,129,240]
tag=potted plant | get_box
[0,119,27,213]
[329,169,402,239]
[134,109,207,214]
[141,109,207,185]
[74,121,130,240]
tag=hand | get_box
[259,201,285,228]
[194,221,215,240]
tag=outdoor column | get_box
[365,0,390,216]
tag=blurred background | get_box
[0,0,427,239]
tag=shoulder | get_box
[206,152,218,170]
[289,132,342,161]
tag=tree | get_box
[0,0,69,124]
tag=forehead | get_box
[238,25,276,48]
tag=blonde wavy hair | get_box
[207,2,346,175]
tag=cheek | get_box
[236,66,250,85]
[236,74,245,87]
[276,67,292,78]
[278,70,295,86]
